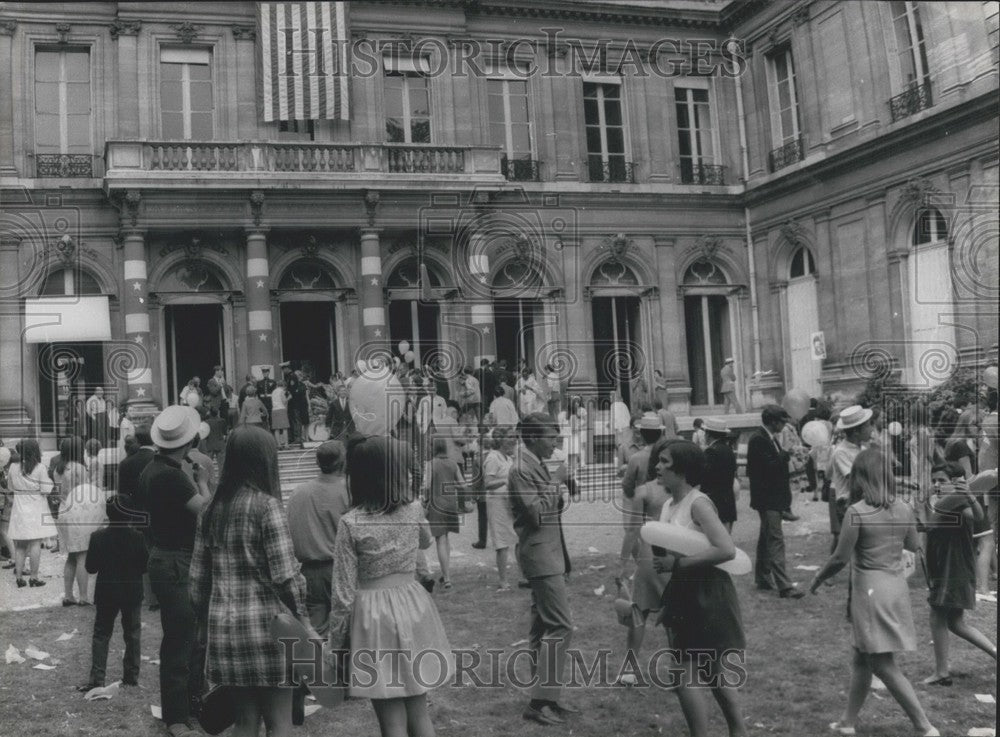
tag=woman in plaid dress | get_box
[190,425,310,736]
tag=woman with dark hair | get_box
[652,439,746,737]
[809,449,938,736]
[189,424,308,737]
[483,427,518,591]
[329,435,450,737]
[55,435,104,606]
[7,439,52,587]
[424,437,466,591]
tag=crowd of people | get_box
[0,359,996,737]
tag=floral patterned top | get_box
[327,501,431,647]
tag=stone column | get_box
[653,237,691,412]
[112,20,141,139]
[358,228,387,359]
[0,235,30,431]
[245,228,274,374]
[0,21,17,174]
[467,239,497,364]
[121,229,157,411]
[560,239,595,382]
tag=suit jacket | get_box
[507,447,571,578]
[703,440,738,522]
[325,398,355,440]
[746,427,791,512]
[476,368,496,405]
[720,365,737,393]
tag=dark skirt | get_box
[426,508,459,538]
[660,566,746,656]
[926,524,976,610]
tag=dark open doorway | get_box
[280,301,337,381]
[165,304,223,404]
[591,295,641,405]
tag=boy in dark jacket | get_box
[78,495,148,691]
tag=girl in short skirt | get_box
[329,436,451,737]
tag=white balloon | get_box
[350,373,404,437]
[398,340,411,355]
[984,365,998,390]
[404,350,416,364]
[801,420,832,448]
[187,392,201,410]
[0,447,10,468]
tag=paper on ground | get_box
[974,693,995,704]
[33,663,56,670]
[150,705,162,719]
[509,638,529,647]
[593,585,605,596]
[795,565,820,571]
[968,728,996,737]
[149,659,160,665]
[587,547,600,553]
[588,564,606,571]
[84,682,120,701]
[975,592,997,603]
[871,676,886,690]
[24,647,49,660]
[304,704,322,717]
[5,645,25,664]
[55,629,79,642]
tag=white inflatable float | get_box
[640,521,752,576]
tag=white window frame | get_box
[34,47,91,155]
[383,56,432,144]
[765,46,801,146]
[160,47,213,141]
[674,80,718,170]
[913,208,948,248]
[485,76,534,160]
[890,1,930,89]
[582,76,630,165]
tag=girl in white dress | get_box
[7,440,53,587]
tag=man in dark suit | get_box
[508,413,579,726]
[256,367,277,414]
[476,359,496,409]
[324,384,354,441]
[701,418,738,532]
[746,405,804,599]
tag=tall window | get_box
[488,79,532,159]
[160,48,214,140]
[768,46,801,145]
[890,1,930,88]
[675,85,715,183]
[985,2,999,63]
[583,81,628,182]
[384,57,431,143]
[789,246,817,278]
[35,48,91,156]
[913,208,948,246]
[278,120,316,140]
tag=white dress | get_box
[7,463,55,541]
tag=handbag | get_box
[270,610,349,709]
[196,683,236,736]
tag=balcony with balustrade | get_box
[889,81,933,123]
[103,140,505,190]
[768,136,804,173]
[680,163,726,186]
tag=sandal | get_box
[28,578,45,587]
[16,578,26,588]
[442,581,453,591]
[921,675,952,686]
[2,561,15,569]
[77,600,92,607]
[62,598,78,607]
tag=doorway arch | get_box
[275,257,346,382]
[681,259,738,407]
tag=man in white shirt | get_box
[85,387,106,441]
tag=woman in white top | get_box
[270,381,290,448]
[482,428,519,591]
[516,368,541,416]
[7,440,53,587]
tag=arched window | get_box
[682,259,728,285]
[492,259,544,290]
[387,257,442,288]
[912,207,947,246]
[158,261,226,292]
[39,268,102,296]
[789,246,817,278]
[277,259,338,290]
[590,260,639,286]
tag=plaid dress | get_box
[190,488,306,686]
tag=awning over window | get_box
[23,296,112,344]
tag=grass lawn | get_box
[1,522,996,737]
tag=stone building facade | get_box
[0,0,996,444]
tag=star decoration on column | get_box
[256,279,265,288]
[136,388,146,397]
[482,326,491,334]
[134,335,144,344]
[370,277,379,286]
[374,328,382,337]
[259,333,269,342]
[479,275,488,284]
[132,282,142,291]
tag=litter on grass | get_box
[55,630,79,642]
[974,694,995,704]
[794,565,820,571]
[593,585,606,596]
[150,705,162,719]
[5,645,25,664]
[304,704,322,717]
[84,682,120,701]
[24,647,49,660]
[33,664,56,671]
[968,729,996,737]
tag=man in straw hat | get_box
[746,405,805,599]
[720,357,741,414]
[138,406,213,737]
[701,418,739,533]
[829,405,874,552]
[620,415,665,503]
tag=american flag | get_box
[256,1,350,121]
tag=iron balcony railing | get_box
[587,158,635,183]
[681,163,726,185]
[501,156,542,182]
[889,81,933,123]
[769,136,804,173]
[35,153,94,177]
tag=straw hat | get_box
[836,405,874,431]
[634,414,665,431]
[701,417,730,435]
[151,405,201,449]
